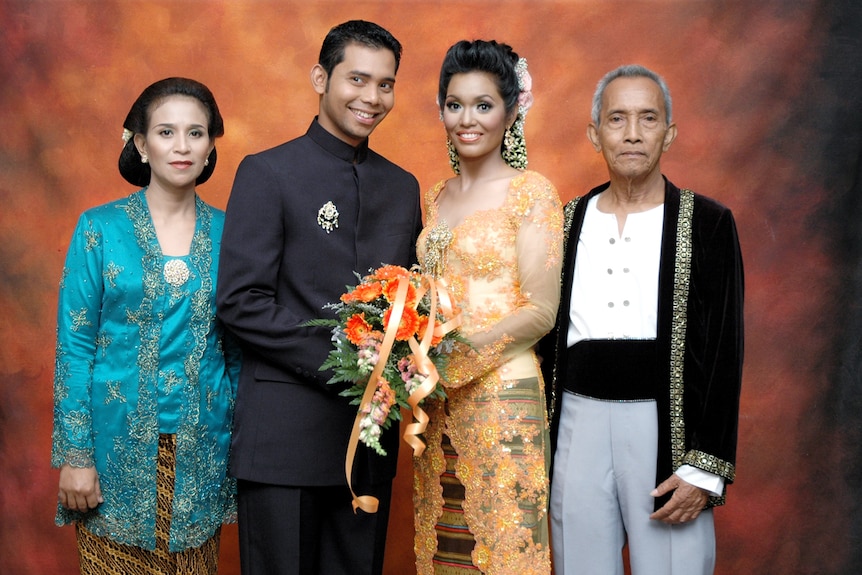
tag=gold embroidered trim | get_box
[548,197,580,422]
[682,449,736,482]
[669,189,693,469]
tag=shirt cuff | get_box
[675,464,725,497]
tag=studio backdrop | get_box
[1,1,860,573]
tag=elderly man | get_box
[543,65,744,574]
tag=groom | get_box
[216,20,422,575]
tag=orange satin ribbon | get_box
[404,276,459,456]
[345,273,460,514]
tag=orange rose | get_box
[383,306,421,341]
[345,313,373,345]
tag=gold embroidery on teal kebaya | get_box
[51,340,89,467]
[174,206,226,542]
[63,409,94,460]
[53,342,70,403]
[84,228,100,252]
[126,306,146,326]
[83,192,167,545]
[160,370,183,394]
[69,308,91,332]
[104,380,126,404]
[103,261,124,288]
[95,331,111,358]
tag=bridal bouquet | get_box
[307,265,462,457]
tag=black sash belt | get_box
[564,339,661,401]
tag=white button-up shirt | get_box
[566,195,723,496]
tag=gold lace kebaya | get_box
[413,171,563,575]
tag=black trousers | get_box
[236,479,393,575]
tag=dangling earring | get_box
[503,127,516,156]
[446,137,460,175]
[501,117,528,170]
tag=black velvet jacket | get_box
[541,178,744,508]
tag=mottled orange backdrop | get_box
[2,1,861,574]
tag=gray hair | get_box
[591,64,672,126]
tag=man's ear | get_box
[311,64,327,96]
[587,123,601,152]
[662,123,678,152]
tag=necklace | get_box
[163,259,190,287]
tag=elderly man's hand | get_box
[649,473,708,524]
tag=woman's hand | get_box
[58,464,103,512]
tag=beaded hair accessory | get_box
[122,128,134,144]
[501,57,532,171]
[515,57,534,115]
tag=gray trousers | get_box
[550,392,715,575]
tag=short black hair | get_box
[318,20,403,77]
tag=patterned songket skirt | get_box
[432,433,481,574]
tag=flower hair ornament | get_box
[122,128,134,144]
[502,57,532,171]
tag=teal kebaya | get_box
[52,189,239,552]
